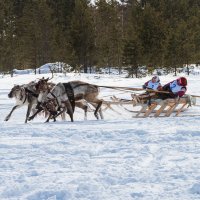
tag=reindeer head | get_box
[8,85,22,98]
[35,77,50,92]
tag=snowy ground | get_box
[0,73,200,200]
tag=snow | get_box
[0,72,200,199]
[12,62,67,75]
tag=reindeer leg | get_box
[75,101,88,120]
[68,106,74,122]
[77,104,88,120]
[54,109,64,119]
[94,101,103,120]
[45,114,52,123]
[99,108,104,119]
[25,103,33,123]
[45,112,57,123]
[53,116,56,122]
[63,101,74,122]
[28,107,43,121]
[67,110,73,122]
[61,112,66,120]
[82,105,88,120]
[4,105,19,121]
[28,101,45,121]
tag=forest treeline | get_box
[1,0,200,77]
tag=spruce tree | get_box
[0,1,16,73]
[15,1,55,73]
[95,0,123,73]
[69,0,95,73]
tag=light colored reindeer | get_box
[5,81,39,123]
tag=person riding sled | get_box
[158,77,187,100]
[135,75,162,104]
[142,75,162,91]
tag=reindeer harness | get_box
[63,83,75,112]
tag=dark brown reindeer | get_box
[5,82,39,123]
[27,77,59,121]
[29,78,103,122]
[42,98,89,122]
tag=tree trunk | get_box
[83,64,87,73]
[89,65,92,73]
[131,66,134,78]
[186,62,190,76]
[174,66,177,76]
[135,66,138,78]
[118,66,121,75]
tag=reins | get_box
[49,92,60,107]
[94,85,200,98]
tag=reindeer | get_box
[28,78,91,122]
[29,79,103,122]
[5,81,39,123]
[42,98,89,122]
[45,81,103,122]
[27,77,59,121]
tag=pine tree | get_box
[138,3,167,70]
[0,1,16,73]
[95,0,123,73]
[162,0,197,75]
[122,1,143,78]
[69,0,95,73]
[15,1,55,73]
[46,0,75,63]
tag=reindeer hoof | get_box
[28,116,33,121]
[94,114,99,120]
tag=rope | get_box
[101,90,141,98]
[97,85,144,91]
[100,86,142,93]
[96,84,200,98]
[97,84,168,93]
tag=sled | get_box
[102,94,196,118]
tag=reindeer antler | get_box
[43,75,53,82]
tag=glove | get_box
[142,85,147,89]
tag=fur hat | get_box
[177,77,187,86]
[152,75,160,82]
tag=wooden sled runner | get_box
[102,94,196,118]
